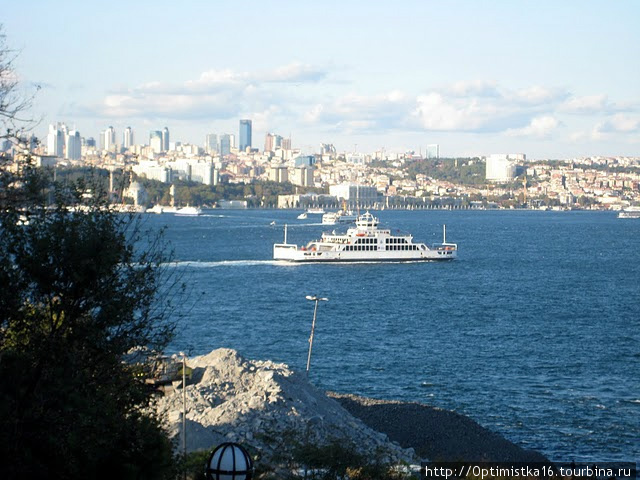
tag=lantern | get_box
[205,442,253,480]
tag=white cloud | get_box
[560,94,611,114]
[506,116,560,138]
[594,114,640,134]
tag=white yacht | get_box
[175,206,203,216]
[618,206,640,219]
[322,209,358,225]
[297,212,308,220]
[274,212,457,262]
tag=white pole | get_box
[443,224,447,244]
[284,224,288,244]
[306,299,318,374]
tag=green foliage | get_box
[0,157,181,479]
[405,158,485,185]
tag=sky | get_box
[3,0,639,159]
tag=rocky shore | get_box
[155,348,546,468]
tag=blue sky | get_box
[4,0,639,158]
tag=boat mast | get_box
[443,224,446,244]
[284,224,288,244]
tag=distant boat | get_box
[175,206,203,216]
[297,212,308,220]
[306,208,325,214]
[274,211,457,262]
[618,206,640,219]
[322,209,357,225]
[270,221,276,225]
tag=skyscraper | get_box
[65,130,82,160]
[162,127,170,152]
[102,126,116,151]
[149,130,163,153]
[123,127,134,149]
[47,124,64,157]
[205,133,218,154]
[239,119,252,152]
[219,134,231,157]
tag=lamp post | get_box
[305,295,328,375]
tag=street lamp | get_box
[305,295,328,375]
[205,442,253,480]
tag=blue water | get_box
[144,209,640,463]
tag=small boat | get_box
[618,206,640,219]
[306,208,325,214]
[297,212,308,220]
[274,211,457,262]
[270,221,276,225]
[175,206,203,216]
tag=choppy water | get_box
[144,209,640,463]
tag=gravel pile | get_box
[155,348,547,468]
[154,348,416,465]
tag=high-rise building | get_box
[205,133,218,154]
[47,124,64,157]
[65,130,82,160]
[102,126,116,151]
[162,127,170,152]
[219,134,231,156]
[239,119,252,152]
[281,137,291,151]
[123,127,134,149]
[426,144,439,159]
[264,133,283,152]
[149,130,163,153]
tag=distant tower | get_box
[239,119,252,152]
[205,133,218,154]
[123,127,134,149]
[65,130,82,160]
[47,124,64,157]
[103,126,116,151]
[149,130,163,153]
[219,134,231,156]
[162,127,170,152]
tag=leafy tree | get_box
[0,153,181,479]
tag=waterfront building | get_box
[329,184,380,206]
[65,130,82,160]
[239,119,252,152]
[123,127,134,149]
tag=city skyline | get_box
[3,0,639,159]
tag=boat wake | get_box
[167,260,280,268]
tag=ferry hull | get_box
[273,244,456,262]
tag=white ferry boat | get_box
[617,206,640,219]
[175,206,203,216]
[322,209,358,225]
[273,212,457,262]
